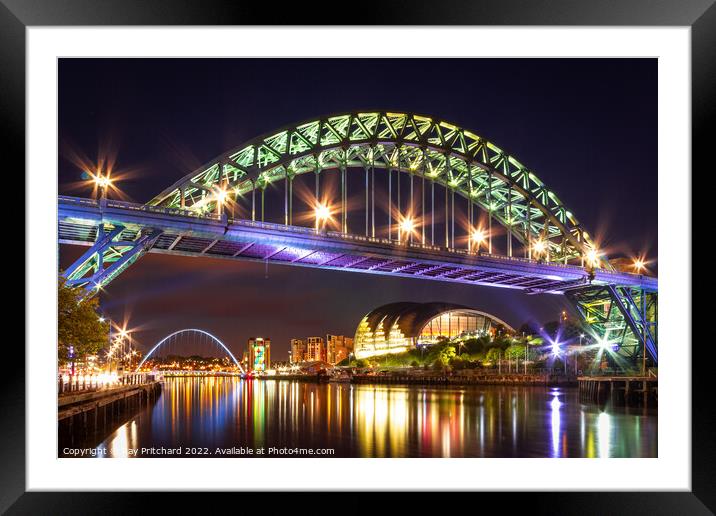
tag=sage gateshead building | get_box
[353,302,514,359]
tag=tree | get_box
[504,344,526,360]
[462,337,488,355]
[58,278,109,366]
[518,321,542,336]
[485,347,502,364]
[431,359,446,372]
[450,355,470,370]
[436,345,456,366]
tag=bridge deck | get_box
[58,196,657,293]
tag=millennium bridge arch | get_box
[134,329,244,373]
[59,111,657,370]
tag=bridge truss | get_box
[59,111,658,370]
[149,112,600,266]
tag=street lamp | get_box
[92,172,113,200]
[315,202,331,230]
[400,217,415,243]
[215,187,228,216]
[471,228,486,253]
[597,335,612,351]
[550,339,567,375]
[532,239,546,256]
[586,248,600,268]
[550,340,561,356]
[633,257,646,273]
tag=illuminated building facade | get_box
[326,334,354,365]
[305,337,325,362]
[290,338,306,363]
[247,337,271,372]
[354,302,514,359]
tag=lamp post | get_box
[93,172,112,201]
[471,228,486,254]
[100,315,112,374]
[315,202,330,231]
[400,217,415,245]
[68,345,75,377]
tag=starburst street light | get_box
[90,171,113,199]
[400,217,415,234]
[314,202,332,230]
[399,217,416,243]
[471,228,486,251]
[214,187,229,216]
[586,248,600,268]
[94,175,111,189]
[532,239,547,255]
[633,257,646,273]
[550,339,562,356]
[597,334,616,352]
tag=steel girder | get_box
[60,197,657,296]
[565,285,658,370]
[148,112,601,266]
[63,222,162,296]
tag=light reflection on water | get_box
[93,377,657,458]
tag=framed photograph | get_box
[7,0,710,511]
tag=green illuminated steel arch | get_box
[149,112,599,263]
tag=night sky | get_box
[58,58,657,360]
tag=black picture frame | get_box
[4,0,710,512]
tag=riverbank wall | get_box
[578,376,657,406]
[350,373,575,386]
[262,374,329,383]
[58,381,162,450]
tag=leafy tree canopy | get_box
[58,278,109,364]
[485,347,502,363]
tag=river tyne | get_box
[65,376,657,458]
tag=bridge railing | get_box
[57,371,161,395]
[59,195,222,221]
[59,195,99,208]
[105,198,222,220]
[59,196,652,282]
[235,220,593,272]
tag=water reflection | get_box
[91,377,657,458]
[550,390,562,458]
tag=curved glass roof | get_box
[359,302,513,342]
